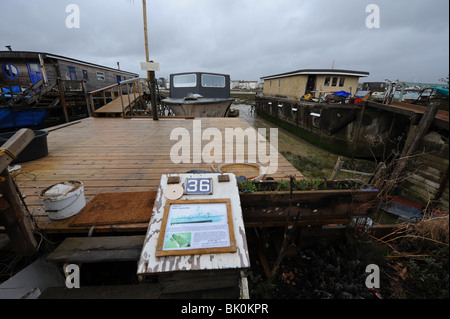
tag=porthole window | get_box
[2,63,19,79]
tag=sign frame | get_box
[155,198,236,257]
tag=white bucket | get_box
[39,181,86,220]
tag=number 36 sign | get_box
[185,178,213,195]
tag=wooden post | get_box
[58,79,70,123]
[89,94,96,117]
[330,156,344,180]
[0,129,38,256]
[81,81,92,118]
[142,0,158,121]
[119,85,125,116]
[127,83,131,112]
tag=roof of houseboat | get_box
[0,50,139,76]
[261,69,370,80]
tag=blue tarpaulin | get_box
[0,109,49,129]
[431,87,449,98]
[332,91,351,98]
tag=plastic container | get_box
[39,181,86,220]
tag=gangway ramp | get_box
[94,93,140,116]
[88,78,149,117]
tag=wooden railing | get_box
[87,78,151,117]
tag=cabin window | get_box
[201,74,225,88]
[173,74,196,87]
[270,80,272,87]
[116,75,122,83]
[324,77,330,87]
[278,79,281,87]
[2,63,19,79]
[332,77,338,86]
[82,70,88,81]
[96,71,105,81]
[339,77,345,87]
[68,66,77,80]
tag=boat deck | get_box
[13,117,301,234]
[368,101,449,129]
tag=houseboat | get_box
[162,72,234,117]
[0,51,139,130]
[256,68,448,158]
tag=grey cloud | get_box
[1,0,448,83]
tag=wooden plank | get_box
[0,128,35,172]
[0,171,38,256]
[58,79,69,123]
[47,235,145,263]
[384,101,442,194]
[13,117,302,234]
[94,95,137,114]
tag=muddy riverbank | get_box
[230,103,376,180]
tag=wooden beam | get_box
[47,235,145,263]
[0,128,37,255]
[89,94,96,117]
[0,171,37,256]
[25,80,57,105]
[81,81,92,118]
[142,0,158,121]
[88,83,118,95]
[0,128,35,172]
[58,79,69,123]
[6,79,44,106]
[330,156,344,179]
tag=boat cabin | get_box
[0,51,139,94]
[261,69,369,100]
[169,72,231,99]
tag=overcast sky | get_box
[1,0,448,83]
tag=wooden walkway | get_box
[13,117,301,234]
[94,93,139,116]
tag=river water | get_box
[230,103,377,180]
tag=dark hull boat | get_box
[162,72,234,117]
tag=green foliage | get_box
[276,179,290,191]
[238,180,258,193]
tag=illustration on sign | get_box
[163,203,229,250]
[156,199,236,257]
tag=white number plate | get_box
[185,178,213,195]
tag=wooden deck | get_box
[13,117,301,234]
